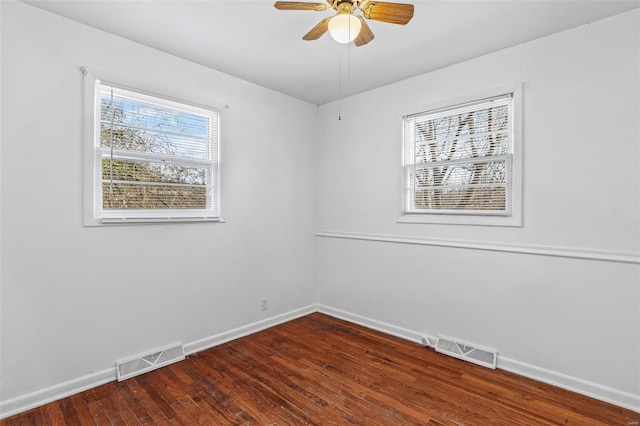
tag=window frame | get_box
[398,84,523,227]
[83,68,222,226]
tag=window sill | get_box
[84,217,226,226]
[397,213,522,227]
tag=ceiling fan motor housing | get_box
[332,0,363,9]
[336,2,356,15]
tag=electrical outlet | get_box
[261,298,268,311]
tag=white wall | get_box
[0,0,317,409]
[316,9,640,409]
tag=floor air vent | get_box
[435,335,497,369]
[116,343,185,381]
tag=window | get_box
[400,86,522,226]
[84,72,220,225]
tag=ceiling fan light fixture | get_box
[328,13,362,43]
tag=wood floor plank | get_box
[105,384,142,425]
[210,345,356,425]
[2,313,639,425]
[58,397,82,426]
[123,379,168,424]
[180,354,261,424]
[67,393,98,426]
[195,348,307,424]
[114,378,155,425]
[261,320,502,425]
[228,338,432,424]
[84,389,113,426]
[152,368,207,425]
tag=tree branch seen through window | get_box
[404,94,513,215]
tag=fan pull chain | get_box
[337,43,353,121]
[338,48,342,120]
[348,34,352,82]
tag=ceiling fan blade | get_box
[274,1,329,11]
[361,1,414,25]
[303,17,331,40]
[354,16,374,47]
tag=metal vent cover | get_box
[116,343,185,381]
[435,335,497,369]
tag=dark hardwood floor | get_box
[2,313,638,425]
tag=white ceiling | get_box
[24,0,640,105]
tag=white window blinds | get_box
[403,93,514,216]
[96,82,219,222]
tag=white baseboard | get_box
[498,357,640,413]
[3,303,638,418]
[0,368,115,420]
[0,304,316,420]
[317,304,427,345]
[183,304,316,355]
[317,304,640,414]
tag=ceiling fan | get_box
[274,0,414,46]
